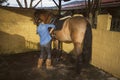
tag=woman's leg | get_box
[40,46,44,59]
[45,41,51,59]
[45,41,53,69]
[37,46,44,68]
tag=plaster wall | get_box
[0,7,39,54]
[91,14,120,78]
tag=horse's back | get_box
[70,16,87,26]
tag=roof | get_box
[61,0,120,10]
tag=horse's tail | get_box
[82,21,92,65]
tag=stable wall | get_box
[91,14,120,78]
[0,7,39,54]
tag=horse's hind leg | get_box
[74,42,83,74]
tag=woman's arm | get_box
[49,28,54,34]
[46,24,55,29]
[46,24,55,34]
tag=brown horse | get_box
[34,10,92,74]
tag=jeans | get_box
[40,41,51,59]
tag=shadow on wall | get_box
[0,31,26,54]
[25,40,40,50]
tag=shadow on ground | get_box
[0,51,119,80]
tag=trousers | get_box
[40,41,51,59]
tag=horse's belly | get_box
[56,36,72,42]
[55,31,72,42]
[58,37,72,42]
[63,40,72,43]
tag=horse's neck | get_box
[47,15,53,24]
[41,13,52,24]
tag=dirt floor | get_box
[0,51,120,80]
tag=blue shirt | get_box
[37,23,55,45]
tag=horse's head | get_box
[34,10,56,26]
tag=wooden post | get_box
[58,0,61,16]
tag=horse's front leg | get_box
[52,39,62,62]
[74,42,83,74]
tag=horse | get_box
[34,10,92,74]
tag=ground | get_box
[0,51,120,80]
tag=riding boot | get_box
[46,59,53,70]
[37,58,43,68]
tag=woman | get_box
[37,18,55,69]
